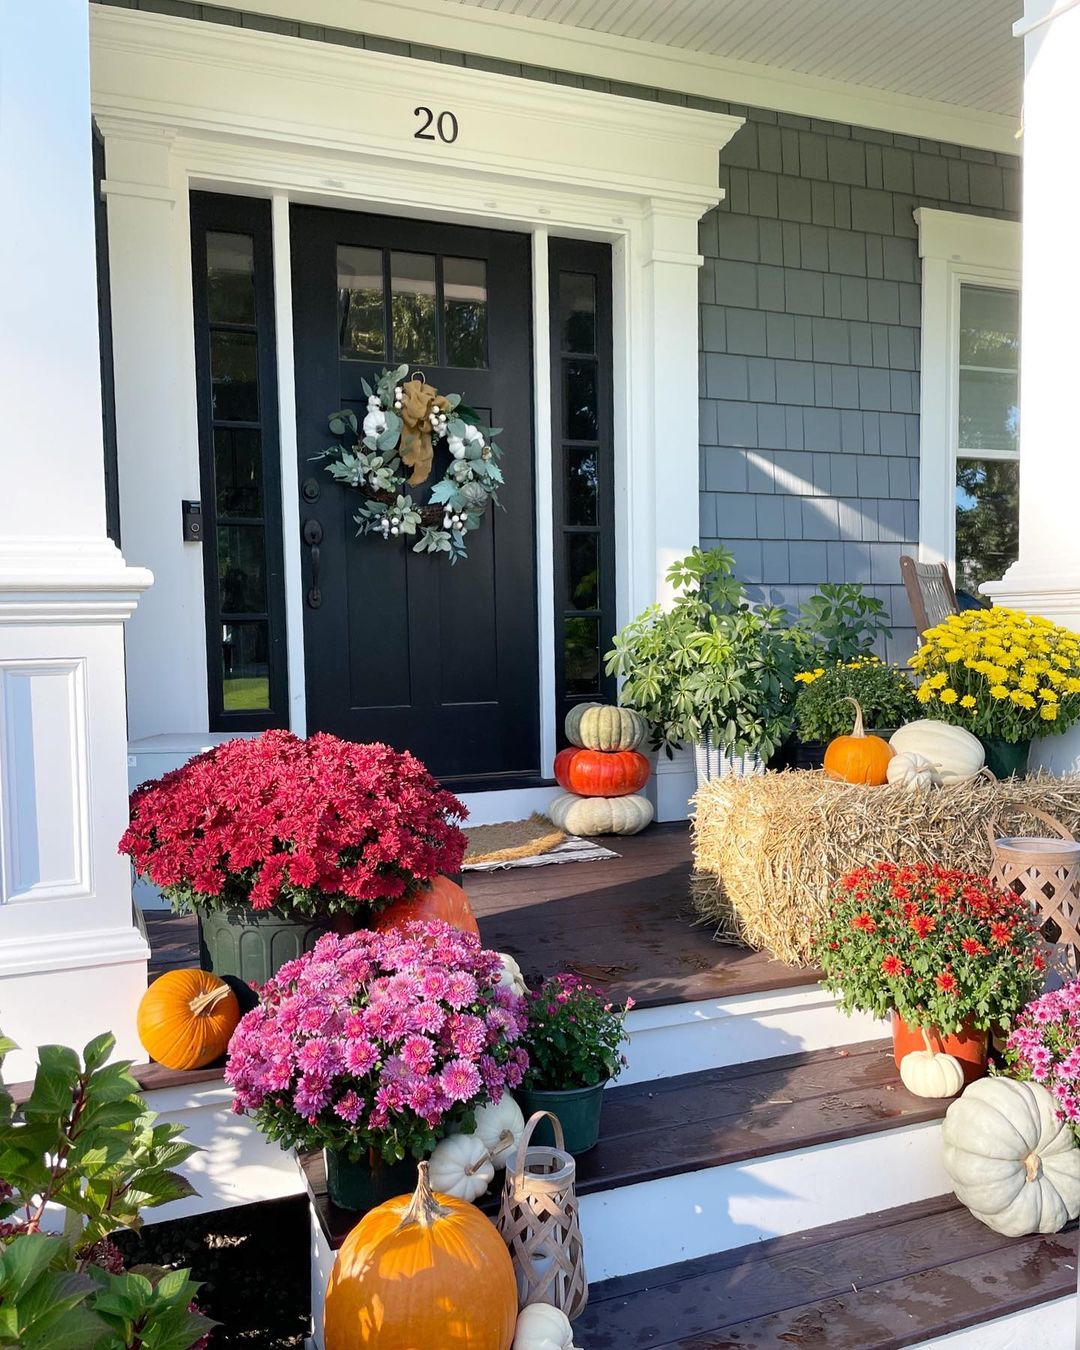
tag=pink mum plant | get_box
[224,921,528,1162]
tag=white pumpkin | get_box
[899,1048,964,1099]
[473,1093,525,1170]
[942,1077,1080,1236]
[497,952,528,996]
[886,751,939,789]
[427,1132,494,1203]
[547,792,654,837]
[888,720,984,785]
[513,1303,581,1350]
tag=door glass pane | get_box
[565,361,598,440]
[567,533,599,610]
[960,285,1020,369]
[565,616,600,697]
[959,369,1019,454]
[214,427,263,518]
[217,525,267,613]
[207,232,256,325]
[566,446,598,526]
[338,246,385,361]
[559,273,596,354]
[210,331,259,422]
[391,252,437,365]
[221,620,270,711]
[444,257,487,368]
[956,457,1019,597]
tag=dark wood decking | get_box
[145,823,817,1009]
[303,1039,941,1252]
[574,1196,1078,1348]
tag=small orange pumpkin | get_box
[137,969,240,1071]
[372,874,480,938]
[324,1161,517,1350]
[823,696,894,786]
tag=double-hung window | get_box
[915,209,1021,599]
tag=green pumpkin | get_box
[564,703,647,752]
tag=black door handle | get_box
[303,518,323,608]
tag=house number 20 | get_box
[414,106,459,143]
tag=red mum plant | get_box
[813,861,1045,1035]
[120,731,467,918]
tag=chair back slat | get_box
[900,555,959,639]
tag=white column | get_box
[982,0,1080,772]
[96,121,206,742]
[0,3,152,1081]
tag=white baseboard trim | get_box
[580,1119,950,1282]
[621,985,886,1085]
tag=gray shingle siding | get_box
[699,115,1019,660]
[101,0,1022,660]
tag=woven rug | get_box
[463,813,618,871]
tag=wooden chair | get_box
[900,555,959,639]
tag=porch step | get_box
[305,1039,950,1275]
[571,1194,1078,1349]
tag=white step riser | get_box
[910,1295,1075,1348]
[139,986,882,1221]
[621,985,885,1085]
[579,1119,950,1281]
[306,1120,951,1345]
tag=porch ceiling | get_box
[448,0,1023,116]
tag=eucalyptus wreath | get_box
[318,364,504,563]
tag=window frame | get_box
[548,238,617,736]
[190,191,289,731]
[915,208,1021,587]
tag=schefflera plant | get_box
[0,1032,213,1350]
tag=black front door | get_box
[291,207,538,788]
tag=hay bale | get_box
[691,771,1080,966]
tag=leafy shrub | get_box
[794,658,919,743]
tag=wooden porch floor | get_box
[145,823,817,1008]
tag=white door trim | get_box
[93,7,738,809]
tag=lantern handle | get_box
[511,1110,567,1176]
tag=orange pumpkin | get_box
[324,1161,517,1350]
[137,969,240,1071]
[823,696,894,786]
[553,746,651,797]
[372,874,480,938]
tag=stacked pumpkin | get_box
[549,703,654,837]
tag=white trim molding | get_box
[212,0,1018,154]
[914,208,1020,576]
[91,8,739,814]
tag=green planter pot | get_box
[325,1148,417,1214]
[515,1081,607,1155]
[197,906,328,989]
[980,737,1031,780]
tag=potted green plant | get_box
[120,730,467,985]
[910,607,1080,778]
[793,658,919,769]
[0,1032,212,1350]
[812,861,1046,1083]
[794,583,893,663]
[515,973,633,1155]
[605,548,799,782]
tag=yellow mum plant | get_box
[910,608,1080,744]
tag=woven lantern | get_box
[496,1110,588,1319]
[987,809,1080,981]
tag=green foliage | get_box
[0,1036,211,1350]
[794,659,919,743]
[520,975,632,1092]
[795,583,893,663]
[604,547,801,759]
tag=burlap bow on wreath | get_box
[397,377,453,486]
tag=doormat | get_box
[463,814,618,871]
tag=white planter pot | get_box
[693,735,764,790]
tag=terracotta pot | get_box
[891,1012,989,1084]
